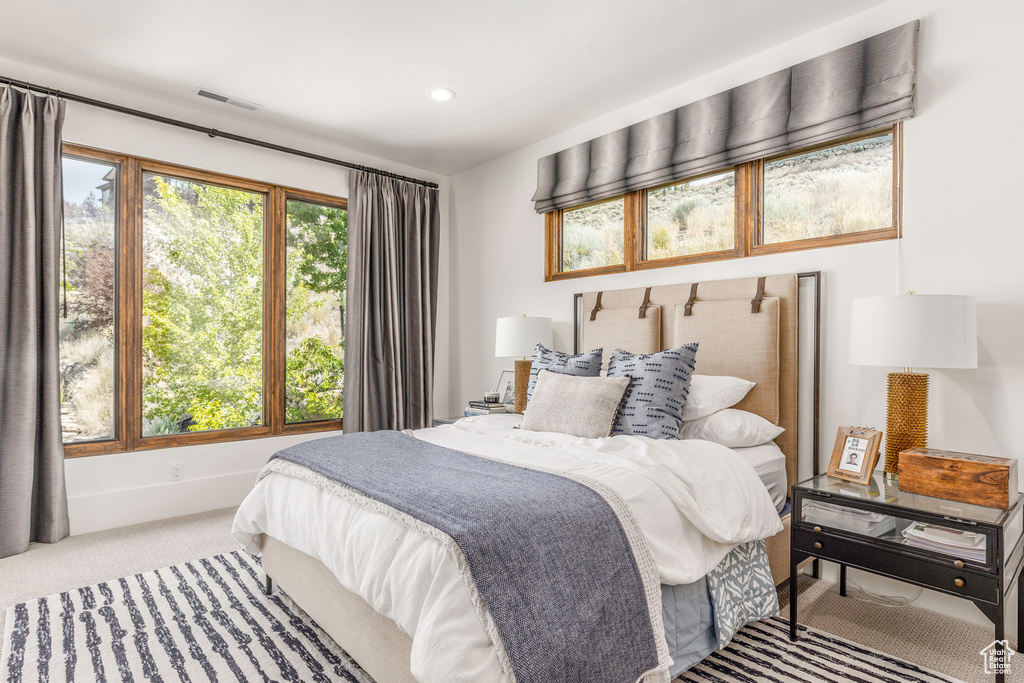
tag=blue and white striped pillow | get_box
[526,344,603,402]
[607,344,699,439]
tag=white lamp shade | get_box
[495,316,553,358]
[849,295,977,369]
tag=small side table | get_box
[431,416,464,427]
[790,472,1024,683]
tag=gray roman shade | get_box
[532,20,919,213]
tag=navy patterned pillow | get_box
[607,344,699,439]
[526,344,603,402]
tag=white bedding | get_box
[733,441,788,512]
[232,415,783,683]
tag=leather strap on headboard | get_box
[638,287,653,319]
[751,276,767,313]
[590,292,603,321]
[683,283,698,316]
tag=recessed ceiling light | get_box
[429,87,456,102]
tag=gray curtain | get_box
[0,86,70,558]
[343,171,440,432]
[533,20,919,213]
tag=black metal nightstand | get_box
[431,416,464,427]
[790,472,1024,683]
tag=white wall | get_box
[449,0,1024,629]
[0,52,451,535]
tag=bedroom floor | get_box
[0,509,1008,683]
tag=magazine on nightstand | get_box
[901,521,986,562]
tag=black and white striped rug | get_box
[2,551,964,683]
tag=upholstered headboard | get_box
[574,274,811,491]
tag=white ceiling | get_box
[0,0,887,176]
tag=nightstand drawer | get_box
[793,527,999,603]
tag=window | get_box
[544,124,901,280]
[141,174,265,436]
[285,197,347,424]
[561,196,625,272]
[645,170,735,261]
[60,144,347,457]
[59,154,118,443]
[762,131,894,245]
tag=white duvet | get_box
[232,415,783,683]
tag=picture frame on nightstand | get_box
[826,426,882,484]
[496,370,515,409]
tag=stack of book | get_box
[464,400,508,417]
[901,521,986,561]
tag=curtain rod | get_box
[0,74,439,190]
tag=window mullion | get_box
[267,187,285,436]
[124,157,143,451]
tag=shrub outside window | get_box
[561,196,625,273]
[285,198,347,424]
[59,155,118,443]
[762,131,894,245]
[646,170,735,261]
[141,174,265,436]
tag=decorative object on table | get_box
[898,448,1018,510]
[483,391,500,403]
[494,315,553,414]
[826,426,882,485]
[495,370,515,408]
[849,293,978,479]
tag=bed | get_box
[232,272,820,683]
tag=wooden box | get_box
[898,448,1018,510]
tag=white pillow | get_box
[681,375,756,421]
[521,370,630,439]
[679,409,784,448]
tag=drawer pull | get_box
[813,541,822,550]
[953,560,964,569]
[954,577,965,588]
[813,526,822,533]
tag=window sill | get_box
[63,419,343,458]
[750,227,898,257]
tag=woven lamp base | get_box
[885,371,929,478]
[514,359,532,414]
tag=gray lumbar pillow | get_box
[521,370,630,439]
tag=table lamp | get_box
[849,294,977,479]
[495,315,552,414]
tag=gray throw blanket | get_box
[271,431,664,683]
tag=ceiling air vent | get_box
[196,89,262,112]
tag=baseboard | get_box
[67,469,261,536]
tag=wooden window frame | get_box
[546,194,636,282]
[544,123,903,282]
[62,144,347,458]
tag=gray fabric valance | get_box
[532,20,919,213]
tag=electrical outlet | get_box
[170,462,184,482]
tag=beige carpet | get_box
[778,575,1019,683]
[1,509,1016,682]
[0,507,239,616]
